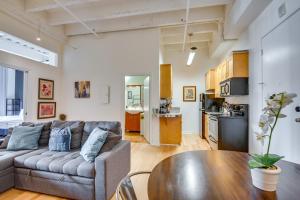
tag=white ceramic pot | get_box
[250,166,282,191]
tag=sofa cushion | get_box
[80,127,108,162]
[49,127,71,151]
[99,132,122,153]
[14,148,95,178]
[82,121,121,145]
[7,126,43,150]
[21,122,52,146]
[51,121,84,149]
[0,149,32,171]
[0,127,13,149]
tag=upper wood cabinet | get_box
[160,64,172,99]
[215,65,222,98]
[205,69,215,91]
[227,51,249,78]
[220,60,227,82]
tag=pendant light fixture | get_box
[187,33,197,66]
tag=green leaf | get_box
[248,154,284,169]
[251,154,265,163]
[248,159,266,169]
[261,154,284,167]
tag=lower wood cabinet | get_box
[160,116,182,145]
[125,112,141,132]
[204,114,209,141]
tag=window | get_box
[0,31,57,66]
[0,65,25,135]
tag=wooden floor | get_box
[0,134,210,200]
[124,132,148,143]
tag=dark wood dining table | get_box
[147,150,300,200]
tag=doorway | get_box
[124,75,150,143]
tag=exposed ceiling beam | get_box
[161,23,218,36]
[162,33,212,45]
[25,0,102,12]
[53,0,99,37]
[0,0,66,43]
[47,1,228,26]
[164,41,209,50]
[224,0,272,39]
[182,0,190,51]
[65,6,224,36]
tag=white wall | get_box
[61,28,160,145]
[221,0,300,157]
[0,52,62,122]
[164,48,219,134]
[0,11,63,122]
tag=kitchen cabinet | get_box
[204,114,209,141]
[210,50,249,97]
[227,51,249,78]
[160,64,172,99]
[214,65,222,98]
[220,60,227,82]
[205,69,215,91]
[160,115,182,145]
[125,112,141,132]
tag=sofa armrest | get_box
[95,140,131,200]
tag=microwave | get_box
[220,78,248,97]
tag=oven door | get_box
[208,116,218,150]
[209,135,218,150]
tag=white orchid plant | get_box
[249,92,297,169]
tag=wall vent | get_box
[278,2,287,18]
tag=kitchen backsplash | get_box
[225,96,249,105]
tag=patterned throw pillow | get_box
[49,127,71,151]
[80,127,108,162]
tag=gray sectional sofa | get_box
[0,120,131,200]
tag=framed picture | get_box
[183,86,196,102]
[37,102,56,119]
[128,91,132,99]
[75,81,90,98]
[38,78,54,100]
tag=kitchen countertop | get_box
[159,112,182,118]
[205,112,246,119]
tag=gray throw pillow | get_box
[99,132,121,153]
[21,122,52,146]
[6,126,43,150]
[80,127,108,162]
[49,127,71,152]
[51,121,84,149]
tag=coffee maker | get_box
[160,99,171,114]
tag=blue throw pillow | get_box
[80,127,108,162]
[49,127,71,151]
[6,125,43,150]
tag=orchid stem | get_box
[266,95,283,156]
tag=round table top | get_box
[147,150,300,200]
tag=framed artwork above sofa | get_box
[37,102,56,119]
[38,78,54,100]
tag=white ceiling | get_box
[0,0,272,55]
